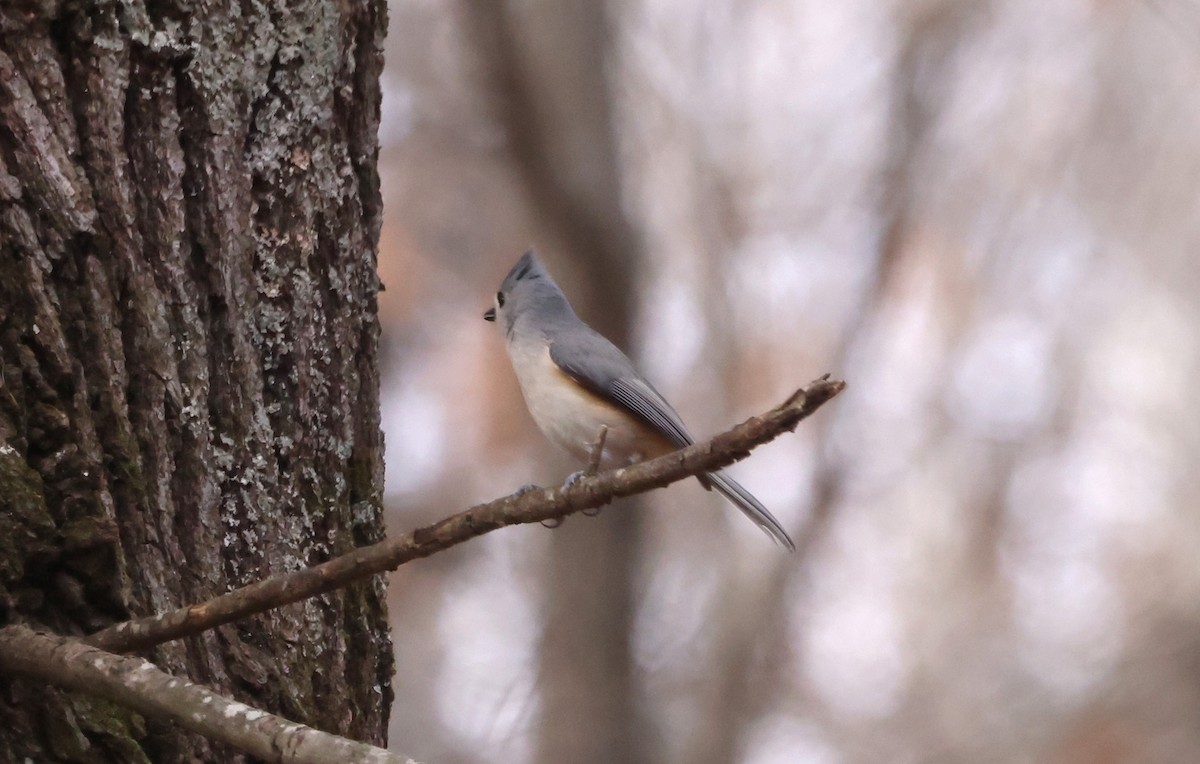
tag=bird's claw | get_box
[512,483,541,498]
[561,470,586,490]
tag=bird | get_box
[484,250,795,550]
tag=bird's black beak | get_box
[483,307,496,322]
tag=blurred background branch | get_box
[462,3,651,762]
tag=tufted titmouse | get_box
[484,251,795,550]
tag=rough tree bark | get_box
[0,1,391,761]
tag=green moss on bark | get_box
[0,446,57,606]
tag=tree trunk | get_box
[0,1,391,760]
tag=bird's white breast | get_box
[506,341,669,469]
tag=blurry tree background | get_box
[377,1,1200,762]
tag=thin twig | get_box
[580,425,610,517]
[586,424,609,475]
[85,376,845,654]
[0,626,416,764]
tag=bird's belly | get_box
[512,345,671,469]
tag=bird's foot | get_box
[561,470,586,490]
[512,483,541,498]
[563,472,604,515]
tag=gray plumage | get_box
[485,251,795,551]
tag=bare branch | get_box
[86,376,845,654]
[0,625,416,764]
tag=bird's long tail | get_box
[705,470,796,551]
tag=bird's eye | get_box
[496,291,506,307]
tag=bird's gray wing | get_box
[548,332,694,449]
